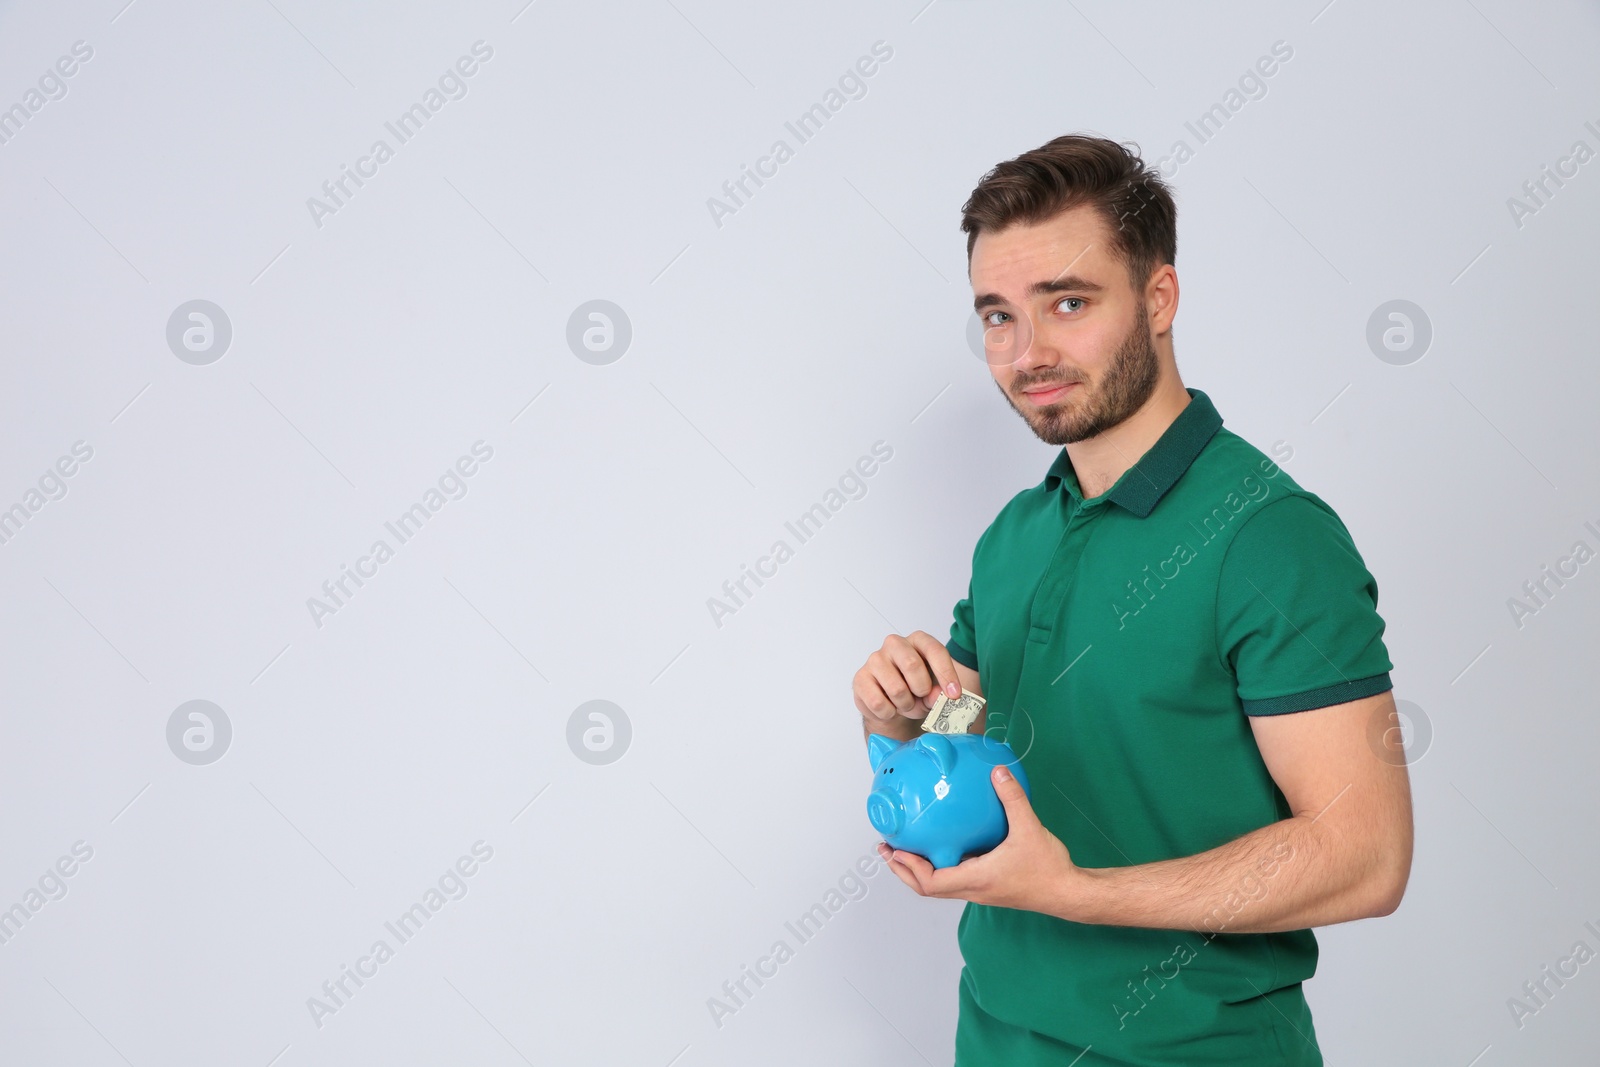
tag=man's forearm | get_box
[1052,809,1402,934]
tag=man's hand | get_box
[877,763,1088,915]
[854,631,979,742]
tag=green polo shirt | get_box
[945,387,1393,1067]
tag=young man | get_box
[852,134,1413,1066]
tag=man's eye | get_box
[1057,297,1085,314]
[982,311,1010,327]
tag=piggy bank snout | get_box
[867,788,904,835]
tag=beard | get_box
[997,301,1162,446]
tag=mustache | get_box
[1012,374,1084,390]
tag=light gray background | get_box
[1,0,1597,1064]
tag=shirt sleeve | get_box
[947,576,979,670]
[946,525,989,672]
[1216,492,1394,715]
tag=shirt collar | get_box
[1044,387,1224,517]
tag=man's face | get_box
[970,204,1161,445]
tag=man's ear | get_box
[1144,262,1179,335]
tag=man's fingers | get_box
[907,630,962,703]
[857,632,964,729]
[870,644,923,715]
[890,849,943,894]
[884,637,937,707]
[990,765,1038,829]
[853,668,901,724]
[879,848,925,894]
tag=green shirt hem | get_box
[1241,671,1393,715]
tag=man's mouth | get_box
[1020,381,1079,405]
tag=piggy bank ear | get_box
[867,733,900,772]
[915,733,955,775]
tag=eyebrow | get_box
[973,275,1105,313]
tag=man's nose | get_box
[1008,313,1058,373]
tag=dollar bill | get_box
[921,689,986,734]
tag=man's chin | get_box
[1010,392,1066,424]
[1021,412,1089,446]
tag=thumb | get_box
[924,675,960,709]
[991,764,1036,824]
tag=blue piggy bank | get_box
[866,732,1030,869]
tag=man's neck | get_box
[1067,377,1192,500]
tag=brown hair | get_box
[960,134,1176,292]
